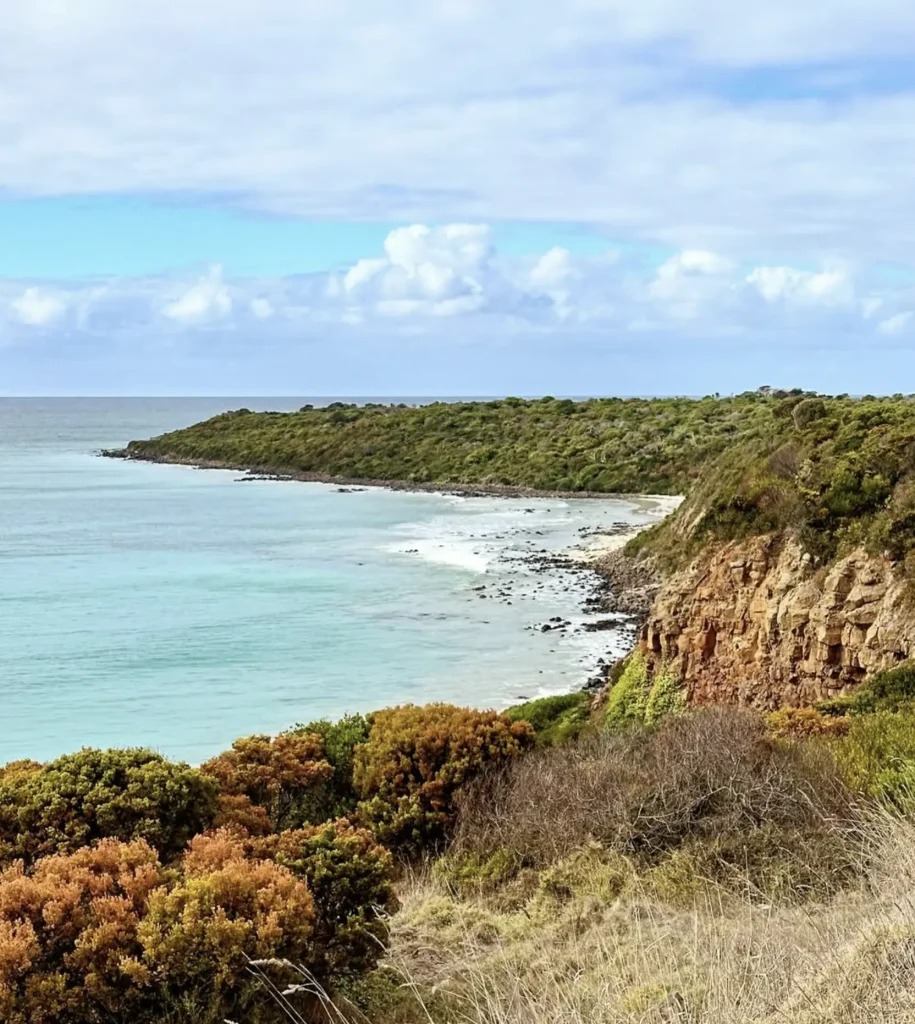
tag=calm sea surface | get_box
[0,398,663,764]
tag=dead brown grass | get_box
[452,708,856,881]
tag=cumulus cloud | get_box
[250,297,273,319]
[648,250,735,319]
[10,287,67,326]
[163,266,232,323]
[336,224,494,317]
[2,232,914,352]
[746,263,855,306]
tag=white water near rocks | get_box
[0,398,670,764]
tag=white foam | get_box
[385,537,493,573]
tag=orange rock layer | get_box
[641,535,915,708]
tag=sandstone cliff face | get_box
[641,535,915,708]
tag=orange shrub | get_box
[353,704,535,852]
[185,822,396,981]
[211,793,273,836]
[139,843,315,1018]
[201,732,333,829]
[0,838,164,1024]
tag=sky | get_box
[3,1,915,396]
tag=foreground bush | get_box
[0,748,219,866]
[201,731,333,829]
[0,839,164,1024]
[353,704,535,853]
[140,841,315,1022]
[261,820,396,978]
[0,836,320,1024]
[185,821,396,982]
[453,708,857,899]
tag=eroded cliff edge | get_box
[640,535,915,708]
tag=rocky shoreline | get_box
[492,541,661,695]
[102,446,669,700]
[99,448,673,503]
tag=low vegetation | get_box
[9,658,915,1021]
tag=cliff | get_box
[640,535,915,708]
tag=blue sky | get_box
[3,1,915,396]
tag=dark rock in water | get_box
[582,618,620,633]
[540,623,552,632]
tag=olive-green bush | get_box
[286,712,371,820]
[0,748,219,865]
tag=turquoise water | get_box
[0,399,662,764]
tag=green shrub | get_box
[286,713,371,819]
[506,691,592,746]
[201,732,333,830]
[604,654,684,729]
[603,652,650,727]
[0,748,219,866]
[353,704,535,854]
[433,847,519,898]
[835,710,915,807]
[838,662,915,716]
[644,665,687,725]
[792,397,827,429]
[257,820,397,980]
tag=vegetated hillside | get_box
[123,390,915,572]
[627,391,915,572]
[121,393,783,494]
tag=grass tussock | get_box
[374,812,915,1024]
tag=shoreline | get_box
[102,447,679,705]
[100,448,683,504]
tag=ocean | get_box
[0,398,667,765]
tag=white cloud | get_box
[878,310,914,335]
[648,250,734,318]
[163,265,232,322]
[339,223,495,317]
[10,287,67,326]
[3,231,915,349]
[746,263,855,306]
[250,297,273,319]
[530,247,576,291]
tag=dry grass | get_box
[378,813,915,1024]
[451,709,856,883]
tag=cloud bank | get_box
[3,0,915,261]
[1,225,912,350]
